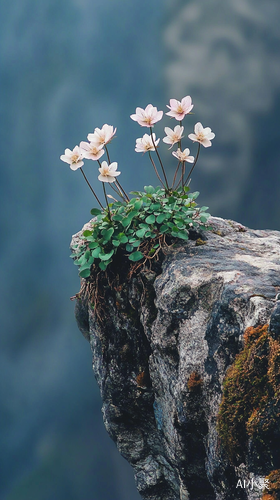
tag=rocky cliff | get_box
[71,217,280,500]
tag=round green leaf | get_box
[99,249,114,261]
[112,214,123,221]
[177,231,189,240]
[134,200,143,210]
[118,234,128,244]
[88,241,99,249]
[102,227,114,241]
[79,268,91,278]
[136,228,147,238]
[156,213,167,224]
[145,214,155,224]
[144,185,155,194]
[83,230,93,237]
[91,208,102,216]
[128,251,144,262]
[91,247,101,258]
[159,224,169,233]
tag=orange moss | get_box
[262,470,280,500]
[187,371,203,392]
[217,324,280,465]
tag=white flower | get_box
[98,161,121,183]
[87,124,116,147]
[60,145,84,170]
[172,148,194,163]
[188,122,215,148]
[163,125,184,148]
[166,96,193,121]
[130,104,163,127]
[135,133,160,153]
[79,141,105,161]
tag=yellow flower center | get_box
[102,166,110,176]
[71,154,79,163]
[197,132,205,142]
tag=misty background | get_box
[1,0,280,499]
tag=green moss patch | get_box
[217,324,280,466]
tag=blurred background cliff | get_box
[1,0,280,499]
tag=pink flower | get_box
[135,133,160,153]
[188,122,215,148]
[79,141,105,161]
[87,124,116,147]
[166,96,193,121]
[130,104,163,127]
[163,125,184,148]
[172,148,194,163]
[60,146,84,170]
[98,161,121,183]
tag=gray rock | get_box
[72,217,280,500]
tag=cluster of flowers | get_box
[60,96,215,210]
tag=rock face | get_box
[72,217,280,500]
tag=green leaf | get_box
[102,227,114,241]
[145,214,155,224]
[188,191,200,200]
[99,249,114,261]
[150,203,161,211]
[122,217,132,227]
[139,223,149,230]
[99,261,107,271]
[156,213,167,224]
[91,247,101,258]
[118,233,128,244]
[136,228,147,238]
[126,244,133,252]
[159,224,169,233]
[128,251,144,262]
[112,240,120,247]
[112,214,123,221]
[134,200,143,210]
[88,241,99,249]
[144,185,155,194]
[132,240,141,247]
[200,216,209,223]
[83,230,93,237]
[127,210,138,220]
[79,268,91,278]
[177,231,189,240]
[91,208,102,216]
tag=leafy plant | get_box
[62,96,215,278]
[71,185,211,277]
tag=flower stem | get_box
[184,143,201,186]
[102,182,111,221]
[149,127,169,190]
[80,168,104,209]
[115,178,130,202]
[105,145,111,164]
[148,152,165,188]
[174,162,186,190]
[172,160,181,189]
[113,181,128,202]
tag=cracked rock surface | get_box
[72,217,280,500]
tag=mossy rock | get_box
[217,324,280,470]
